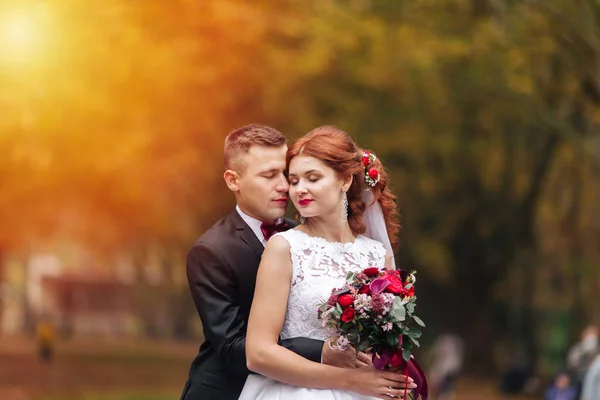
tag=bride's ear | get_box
[341,174,353,192]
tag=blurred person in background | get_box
[544,371,578,400]
[567,324,598,396]
[581,353,600,400]
[36,316,55,364]
[428,333,464,400]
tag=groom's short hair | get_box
[223,124,286,172]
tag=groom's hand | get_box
[321,339,373,368]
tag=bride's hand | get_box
[321,339,372,368]
[347,366,417,399]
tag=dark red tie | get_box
[260,219,289,241]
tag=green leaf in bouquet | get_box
[346,271,356,282]
[347,332,359,343]
[402,347,412,362]
[336,303,343,314]
[320,303,328,313]
[341,322,354,330]
[334,287,351,296]
[404,282,413,290]
[386,332,399,347]
[357,322,363,332]
[406,328,422,339]
[406,302,415,314]
[391,297,406,322]
[357,340,370,352]
[408,336,420,347]
[413,316,426,327]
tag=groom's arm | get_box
[186,242,324,375]
[187,242,249,374]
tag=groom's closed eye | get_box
[260,169,283,179]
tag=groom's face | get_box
[234,145,289,222]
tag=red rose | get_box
[368,169,379,179]
[338,294,354,309]
[358,285,371,295]
[384,275,404,294]
[341,307,356,322]
[362,151,371,166]
[363,267,380,277]
[407,287,415,297]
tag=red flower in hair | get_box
[368,169,379,180]
[362,151,371,166]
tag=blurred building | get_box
[41,274,134,337]
[1,252,136,338]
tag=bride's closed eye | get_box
[290,178,320,186]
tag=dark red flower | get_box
[362,267,380,277]
[338,294,354,309]
[407,287,415,297]
[327,293,338,307]
[358,285,371,295]
[341,307,356,322]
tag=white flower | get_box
[336,335,350,351]
[354,293,372,315]
[381,322,394,331]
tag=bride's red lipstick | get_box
[298,199,313,206]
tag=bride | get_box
[239,126,417,399]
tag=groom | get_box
[180,124,369,400]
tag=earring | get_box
[341,191,348,224]
[298,214,306,224]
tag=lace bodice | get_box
[273,229,387,341]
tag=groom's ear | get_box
[223,169,240,192]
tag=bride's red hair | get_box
[286,126,400,251]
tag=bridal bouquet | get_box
[318,267,428,399]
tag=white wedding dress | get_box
[239,229,387,400]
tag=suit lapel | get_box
[228,210,264,258]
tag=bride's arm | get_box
[245,236,353,389]
[384,252,393,269]
[245,236,413,398]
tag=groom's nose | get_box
[274,173,289,192]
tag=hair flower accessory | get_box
[362,150,380,187]
[362,150,377,166]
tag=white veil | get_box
[361,188,396,268]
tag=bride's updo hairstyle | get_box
[286,126,400,251]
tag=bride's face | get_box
[288,155,346,219]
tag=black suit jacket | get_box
[180,209,324,400]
